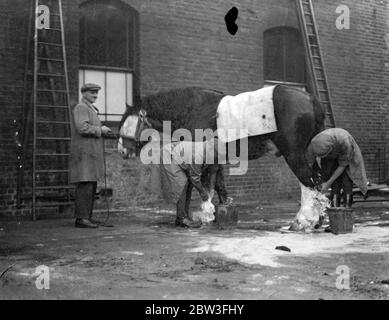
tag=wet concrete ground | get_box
[1,200,388,300]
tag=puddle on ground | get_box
[189,225,389,267]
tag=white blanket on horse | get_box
[216,86,278,143]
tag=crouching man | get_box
[149,138,222,228]
[306,128,368,207]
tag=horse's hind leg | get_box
[282,153,316,188]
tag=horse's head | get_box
[118,109,153,159]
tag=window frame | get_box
[79,0,139,126]
[263,26,306,85]
[79,66,133,124]
[79,0,137,70]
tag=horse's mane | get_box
[119,87,225,130]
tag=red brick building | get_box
[1,0,388,217]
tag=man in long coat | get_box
[69,83,112,228]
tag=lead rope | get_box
[99,132,126,227]
[101,134,120,227]
[103,137,110,225]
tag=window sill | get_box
[80,64,134,73]
[264,80,307,91]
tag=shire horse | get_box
[118,85,325,227]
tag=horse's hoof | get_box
[314,215,325,229]
[289,221,300,231]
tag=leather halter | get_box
[134,109,152,147]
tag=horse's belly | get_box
[225,136,280,161]
[246,136,280,160]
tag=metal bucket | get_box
[214,204,238,229]
[326,207,354,235]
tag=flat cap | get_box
[81,83,102,92]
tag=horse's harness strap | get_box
[134,110,153,146]
[139,110,152,128]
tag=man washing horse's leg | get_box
[306,127,368,207]
[150,138,221,228]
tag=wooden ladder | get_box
[296,0,336,128]
[17,0,74,220]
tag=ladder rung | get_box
[38,42,63,47]
[37,73,65,77]
[36,153,70,156]
[45,28,62,32]
[35,169,69,173]
[36,120,70,124]
[36,137,71,140]
[36,104,69,108]
[37,89,67,93]
[298,1,335,128]
[35,202,74,208]
[37,57,64,62]
[36,186,74,190]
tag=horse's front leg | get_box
[206,165,217,200]
[184,182,194,217]
[207,165,228,204]
[215,165,228,204]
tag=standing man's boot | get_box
[175,183,201,228]
[75,218,98,228]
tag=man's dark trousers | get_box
[176,182,193,219]
[75,182,97,219]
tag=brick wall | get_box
[385,1,389,148]
[0,0,79,217]
[1,0,388,217]
[0,1,32,216]
[313,0,389,181]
